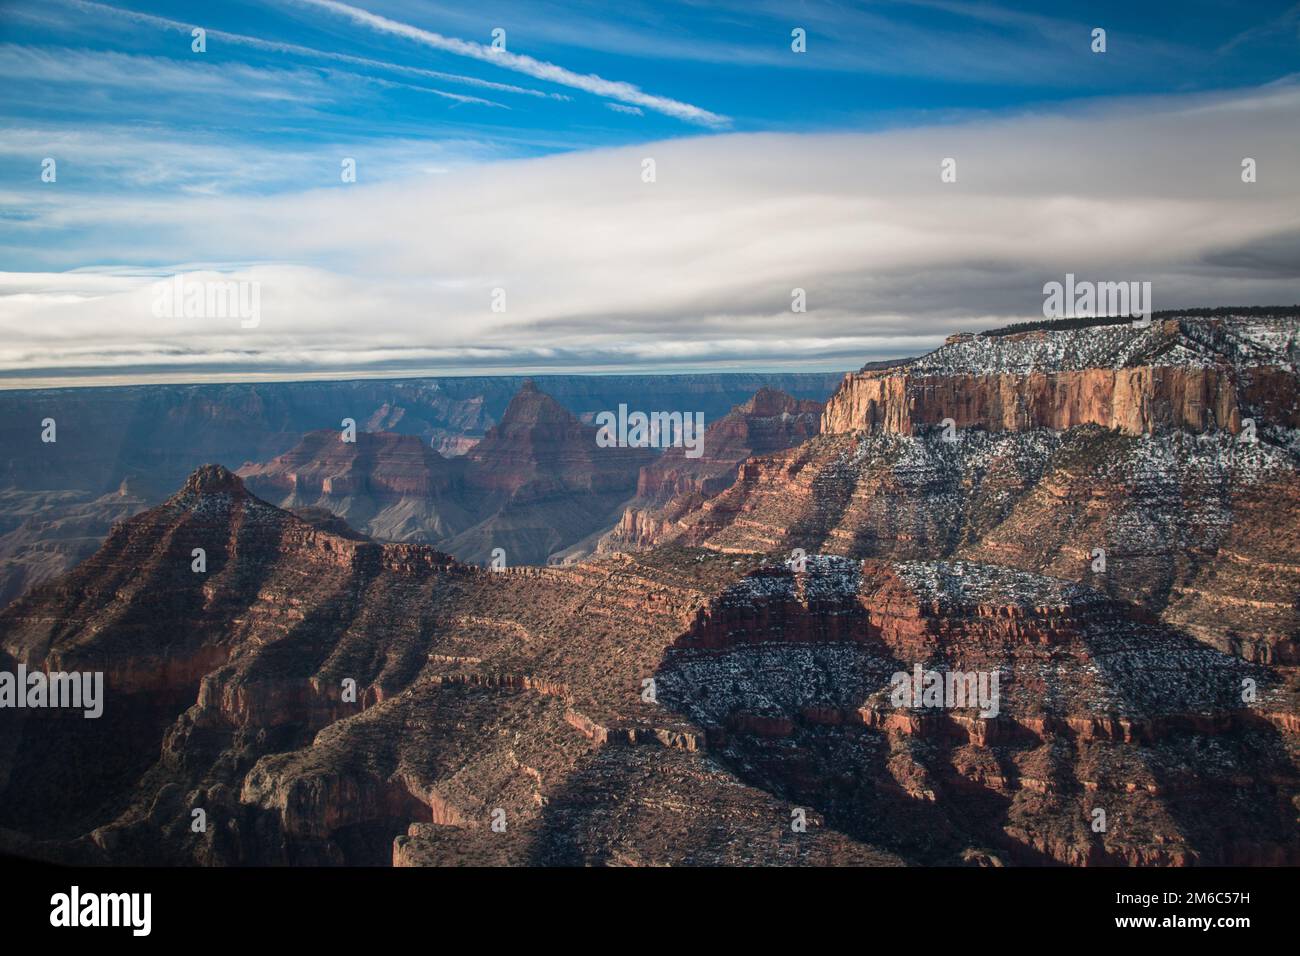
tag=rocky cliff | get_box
[635,387,823,502]
[645,315,1300,664]
[821,315,1298,436]
[238,430,472,542]
[603,387,823,551]
[660,428,1299,663]
[658,556,1299,865]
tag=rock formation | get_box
[0,310,1295,868]
[238,381,654,566]
[821,315,1297,436]
[658,556,1299,865]
[656,313,1300,664]
[603,387,823,551]
[238,430,471,542]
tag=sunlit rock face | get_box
[603,387,823,552]
[821,315,1299,436]
[658,314,1300,664]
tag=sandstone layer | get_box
[603,387,823,551]
[821,316,1298,437]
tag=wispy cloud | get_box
[0,42,337,102]
[61,0,558,100]
[435,0,1187,86]
[0,125,498,208]
[285,0,729,126]
[1217,1,1300,54]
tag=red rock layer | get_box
[820,318,1297,436]
[464,379,654,499]
[605,388,822,551]
[659,557,1300,866]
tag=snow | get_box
[905,314,1299,376]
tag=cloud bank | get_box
[2,83,1299,385]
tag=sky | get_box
[1,0,1298,386]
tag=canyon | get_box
[602,386,824,552]
[237,381,828,566]
[0,372,840,602]
[236,380,657,565]
[0,309,1295,867]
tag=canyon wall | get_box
[603,387,823,552]
[821,317,1298,436]
[658,556,1300,866]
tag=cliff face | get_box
[463,379,653,499]
[822,365,1248,435]
[603,388,823,551]
[821,316,1299,436]
[658,428,1299,663]
[240,430,459,500]
[658,557,1300,866]
[635,387,822,502]
[447,381,655,564]
[238,430,472,543]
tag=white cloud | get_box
[2,83,1298,384]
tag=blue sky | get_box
[1,1,1298,384]
[5,0,1299,188]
